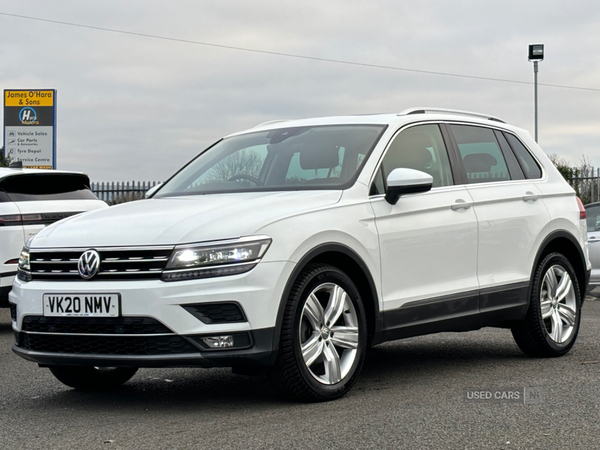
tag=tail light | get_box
[576,197,586,220]
[0,214,23,226]
[0,212,79,226]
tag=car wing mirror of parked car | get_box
[385,168,433,205]
[145,183,162,198]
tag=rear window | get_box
[0,173,98,202]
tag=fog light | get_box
[190,332,253,351]
[202,335,234,348]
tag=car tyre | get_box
[48,366,138,390]
[512,252,582,357]
[270,263,367,402]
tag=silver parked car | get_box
[585,202,600,296]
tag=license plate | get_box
[43,293,120,317]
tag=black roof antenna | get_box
[9,161,23,169]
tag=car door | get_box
[370,123,479,337]
[445,124,550,318]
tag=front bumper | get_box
[12,327,276,368]
[586,268,599,297]
[0,267,17,307]
[10,260,294,368]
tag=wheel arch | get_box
[531,230,589,302]
[271,243,383,360]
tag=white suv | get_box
[1,167,107,306]
[10,108,590,401]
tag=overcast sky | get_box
[2,1,600,181]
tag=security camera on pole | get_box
[528,44,544,142]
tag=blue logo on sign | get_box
[19,107,37,123]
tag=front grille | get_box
[22,316,171,334]
[16,333,198,355]
[29,248,173,280]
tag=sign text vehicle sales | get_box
[3,89,57,169]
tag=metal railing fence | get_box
[567,168,600,205]
[90,170,600,206]
[91,181,161,205]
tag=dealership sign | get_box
[3,89,56,169]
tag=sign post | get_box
[3,89,57,169]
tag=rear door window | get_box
[0,174,98,202]
[449,125,511,184]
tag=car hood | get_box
[30,191,342,248]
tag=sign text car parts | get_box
[3,90,57,169]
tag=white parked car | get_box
[10,109,590,401]
[1,167,107,306]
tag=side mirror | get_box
[145,183,162,198]
[385,168,433,205]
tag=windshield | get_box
[156,124,386,196]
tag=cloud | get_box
[2,0,600,181]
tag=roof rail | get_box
[254,119,289,128]
[398,107,505,123]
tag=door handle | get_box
[589,238,600,243]
[522,191,540,202]
[451,199,473,211]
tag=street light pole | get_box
[528,44,544,143]
[534,60,538,142]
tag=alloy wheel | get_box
[299,282,359,385]
[540,264,577,344]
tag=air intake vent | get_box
[183,303,247,324]
[21,316,172,335]
[16,333,198,355]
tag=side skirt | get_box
[380,282,529,343]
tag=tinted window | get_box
[450,125,510,184]
[380,124,453,188]
[0,174,97,202]
[586,205,600,232]
[157,125,386,196]
[504,133,542,179]
[494,131,525,180]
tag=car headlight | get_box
[18,248,30,270]
[162,237,272,281]
[17,248,32,282]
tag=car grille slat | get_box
[29,248,173,280]
[17,316,199,356]
[21,316,172,334]
[17,333,198,355]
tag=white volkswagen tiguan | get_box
[10,108,590,401]
[1,167,107,306]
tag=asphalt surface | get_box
[1,301,600,450]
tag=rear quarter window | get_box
[0,174,98,202]
[504,133,542,179]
